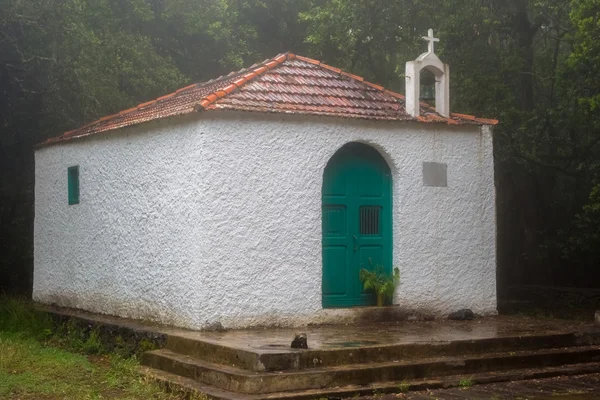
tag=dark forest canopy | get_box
[2,0,600,301]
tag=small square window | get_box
[68,166,80,205]
[423,162,447,187]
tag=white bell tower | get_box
[405,29,450,117]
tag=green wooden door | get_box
[322,142,392,308]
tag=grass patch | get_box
[458,378,473,388]
[397,381,410,393]
[0,297,188,399]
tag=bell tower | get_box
[405,29,450,117]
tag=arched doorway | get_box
[322,142,392,308]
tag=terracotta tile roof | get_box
[38,53,498,148]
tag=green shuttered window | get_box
[68,166,80,205]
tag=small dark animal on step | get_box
[448,309,474,320]
[291,333,308,349]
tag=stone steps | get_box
[140,361,600,400]
[140,345,600,394]
[163,330,600,371]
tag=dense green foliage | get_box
[1,0,599,299]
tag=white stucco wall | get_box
[34,111,497,329]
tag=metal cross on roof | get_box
[422,29,439,54]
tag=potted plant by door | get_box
[359,265,400,306]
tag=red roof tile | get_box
[38,52,499,148]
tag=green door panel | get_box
[322,246,347,295]
[322,142,392,308]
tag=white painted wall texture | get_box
[34,112,497,329]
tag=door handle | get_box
[352,235,357,252]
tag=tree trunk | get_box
[512,5,537,112]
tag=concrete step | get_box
[165,330,600,372]
[139,361,600,400]
[140,345,600,394]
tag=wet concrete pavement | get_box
[178,315,595,352]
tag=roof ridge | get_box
[194,53,291,111]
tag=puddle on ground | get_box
[324,340,380,347]
[258,344,289,349]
